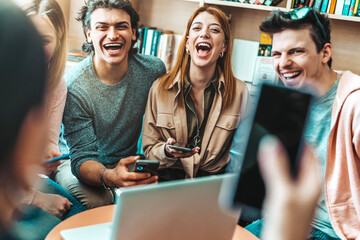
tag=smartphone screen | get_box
[133,160,160,176]
[232,83,312,220]
[169,143,193,152]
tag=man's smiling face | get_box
[86,8,136,66]
[272,28,323,89]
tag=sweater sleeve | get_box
[63,87,99,180]
[45,79,67,159]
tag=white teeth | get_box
[104,43,123,47]
[283,72,300,78]
[197,42,211,48]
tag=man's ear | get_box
[86,27,92,43]
[132,28,136,41]
[321,43,332,65]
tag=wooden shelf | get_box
[186,0,360,23]
[185,0,288,11]
[328,13,360,22]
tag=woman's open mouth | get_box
[196,42,212,57]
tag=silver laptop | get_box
[61,174,240,240]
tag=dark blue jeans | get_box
[43,178,87,219]
[245,219,340,240]
[11,178,87,240]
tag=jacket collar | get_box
[167,67,225,94]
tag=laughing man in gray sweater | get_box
[55,0,166,208]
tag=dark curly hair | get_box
[77,0,139,54]
[259,9,332,67]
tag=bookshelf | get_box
[138,0,360,74]
[186,0,360,21]
[65,0,360,75]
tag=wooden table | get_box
[45,205,259,240]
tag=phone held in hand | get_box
[44,154,70,163]
[133,160,160,176]
[231,83,313,221]
[168,143,193,152]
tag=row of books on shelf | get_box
[134,27,183,72]
[221,0,283,6]
[67,29,277,87]
[292,0,360,16]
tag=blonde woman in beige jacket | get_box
[142,6,248,181]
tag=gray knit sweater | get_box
[63,53,166,180]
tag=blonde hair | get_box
[158,6,236,108]
[25,0,67,95]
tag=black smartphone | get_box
[168,143,193,152]
[231,83,312,221]
[133,160,160,176]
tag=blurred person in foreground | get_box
[0,0,47,238]
[15,0,87,220]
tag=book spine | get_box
[298,0,306,8]
[356,0,360,15]
[353,0,360,15]
[264,0,273,6]
[136,28,143,53]
[254,0,265,5]
[348,0,357,15]
[328,0,337,13]
[334,0,345,14]
[144,29,154,55]
[320,0,329,11]
[309,0,316,7]
[314,0,323,10]
[151,30,161,56]
[293,0,299,8]
[342,0,351,14]
[141,28,148,55]
[164,34,174,72]
[157,34,164,59]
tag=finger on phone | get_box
[118,155,140,166]
[136,175,158,185]
[126,171,151,181]
[166,138,176,145]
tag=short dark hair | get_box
[259,9,332,67]
[77,0,140,54]
[0,1,46,176]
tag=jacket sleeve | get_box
[142,83,178,168]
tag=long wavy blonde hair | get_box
[158,6,236,108]
[25,0,67,95]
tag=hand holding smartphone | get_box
[132,160,160,176]
[44,154,70,163]
[168,143,193,152]
[230,83,313,221]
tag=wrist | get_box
[31,190,43,208]
[100,168,114,190]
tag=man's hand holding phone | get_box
[102,156,158,188]
[165,138,200,158]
